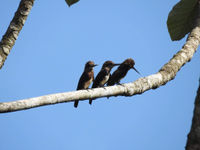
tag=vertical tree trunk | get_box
[186,79,200,150]
[0,0,34,69]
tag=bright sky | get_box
[0,0,200,150]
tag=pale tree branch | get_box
[0,25,200,113]
[0,0,35,69]
[186,79,200,150]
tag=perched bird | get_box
[89,61,120,105]
[107,58,140,86]
[74,61,97,108]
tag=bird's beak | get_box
[132,67,141,75]
[113,63,121,66]
[93,64,98,67]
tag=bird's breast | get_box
[100,74,110,86]
[84,77,93,89]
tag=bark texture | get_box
[0,26,200,113]
[0,0,34,69]
[186,81,200,150]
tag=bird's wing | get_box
[77,71,90,90]
[92,69,109,88]
[107,69,122,86]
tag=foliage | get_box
[167,0,198,41]
[65,0,79,7]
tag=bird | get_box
[89,60,120,105]
[107,58,140,86]
[74,61,97,108]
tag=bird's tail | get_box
[74,100,79,108]
[89,99,93,105]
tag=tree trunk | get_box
[186,80,200,150]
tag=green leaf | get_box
[167,0,198,41]
[65,0,79,7]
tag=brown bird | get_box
[107,58,140,86]
[74,61,97,108]
[89,61,120,105]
